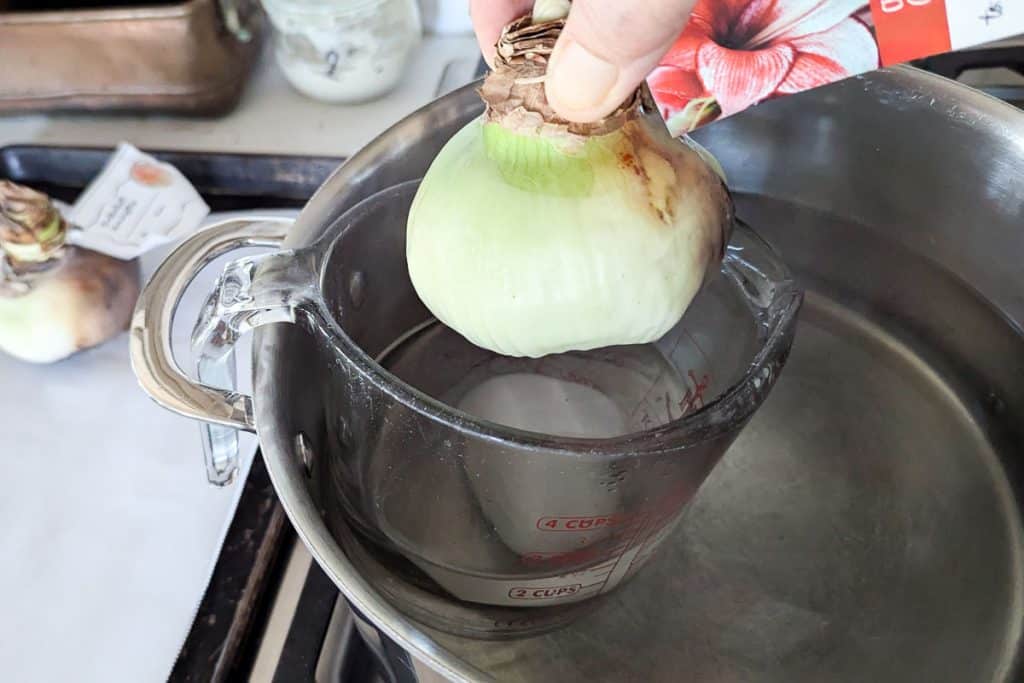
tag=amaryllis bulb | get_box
[0,249,140,363]
[0,181,140,364]
[406,13,732,358]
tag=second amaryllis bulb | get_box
[406,12,732,359]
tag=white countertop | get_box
[0,35,481,158]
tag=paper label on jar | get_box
[67,143,210,260]
[648,0,1024,136]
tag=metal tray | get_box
[0,144,343,210]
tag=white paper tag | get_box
[67,143,210,260]
[946,1,1024,51]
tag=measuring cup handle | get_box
[129,217,321,485]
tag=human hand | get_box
[470,0,696,124]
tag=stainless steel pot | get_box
[130,90,801,634]
[133,65,1024,681]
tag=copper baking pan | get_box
[0,0,263,115]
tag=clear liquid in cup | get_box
[371,319,722,604]
[382,320,717,438]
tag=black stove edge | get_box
[271,563,339,681]
[913,47,1024,80]
[170,453,293,683]
[270,560,392,683]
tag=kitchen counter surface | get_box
[0,35,480,158]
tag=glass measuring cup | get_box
[131,179,801,613]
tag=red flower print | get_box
[649,0,879,134]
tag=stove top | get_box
[170,42,1024,683]
[914,37,1024,106]
[167,453,425,683]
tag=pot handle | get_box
[130,217,321,485]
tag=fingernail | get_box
[547,39,618,113]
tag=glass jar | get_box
[261,0,422,103]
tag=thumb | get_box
[545,0,696,123]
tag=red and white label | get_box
[871,0,951,65]
[872,0,1024,65]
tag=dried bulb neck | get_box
[1,219,66,264]
[0,180,68,269]
[480,15,639,139]
[1,212,67,269]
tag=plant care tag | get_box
[67,143,209,260]
[649,0,1024,135]
[873,0,1024,64]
